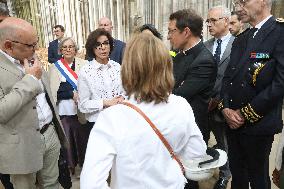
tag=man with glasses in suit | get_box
[204,5,235,189]
[168,9,217,189]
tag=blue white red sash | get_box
[54,58,78,91]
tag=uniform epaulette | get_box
[240,103,263,123]
[276,18,284,23]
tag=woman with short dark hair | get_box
[78,28,124,141]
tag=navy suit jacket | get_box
[110,39,125,64]
[219,17,284,135]
[48,39,62,63]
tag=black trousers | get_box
[184,180,199,189]
[227,131,273,189]
[0,173,13,189]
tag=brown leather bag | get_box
[121,101,185,175]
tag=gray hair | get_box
[58,37,79,54]
[0,25,18,44]
[209,6,231,18]
[0,2,9,16]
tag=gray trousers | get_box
[208,110,231,179]
[10,124,61,189]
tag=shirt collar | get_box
[182,39,202,55]
[91,59,112,69]
[215,32,232,42]
[254,15,272,30]
[0,49,24,72]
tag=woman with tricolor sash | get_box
[48,37,87,177]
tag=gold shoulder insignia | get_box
[276,18,284,23]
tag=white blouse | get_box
[78,59,124,122]
[80,94,207,189]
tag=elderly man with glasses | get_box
[218,0,284,188]
[204,5,235,189]
[0,17,67,189]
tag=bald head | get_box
[98,17,113,34]
[0,17,37,43]
[0,17,38,62]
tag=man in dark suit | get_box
[48,25,65,63]
[168,9,217,189]
[204,6,235,189]
[98,17,125,64]
[218,0,284,188]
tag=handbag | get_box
[121,101,185,175]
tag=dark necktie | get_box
[246,28,258,50]
[214,39,222,64]
[248,27,258,39]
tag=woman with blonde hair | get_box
[80,33,206,189]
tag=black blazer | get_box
[48,39,62,63]
[173,41,217,135]
[220,17,284,135]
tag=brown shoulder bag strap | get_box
[121,101,185,175]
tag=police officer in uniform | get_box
[218,0,284,189]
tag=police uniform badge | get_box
[248,57,275,90]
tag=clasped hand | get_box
[222,108,245,129]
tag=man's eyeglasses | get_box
[61,45,75,50]
[168,28,177,35]
[94,41,110,49]
[10,40,38,50]
[232,0,250,8]
[205,17,225,25]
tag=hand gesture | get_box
[222,108,244,129]
[23,55,42,79]
[103,96,125,108]
[73,91,78,104]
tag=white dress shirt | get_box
[80,94,207,189]
[78,59,124,122]
[0,50,53,129]
[213,32,232,59]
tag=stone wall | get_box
[6,0,284,49]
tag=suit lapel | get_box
[0,53,24,79]
[249,17,276,53]
[205,38,214,54]
[230,17,276,80]
[41,71,57,109]
[219,36,234,66]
